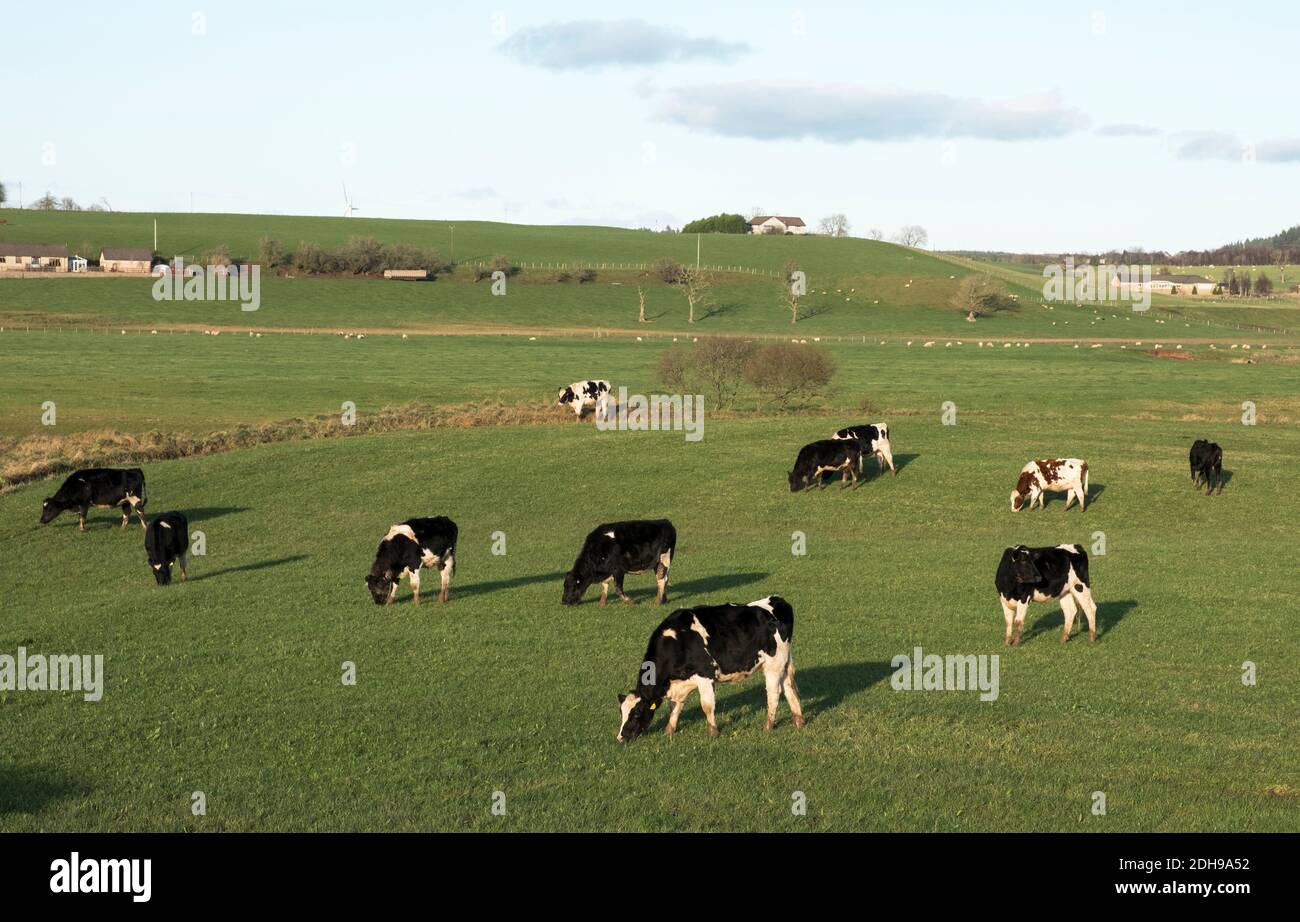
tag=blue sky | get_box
[3,0,1297,251]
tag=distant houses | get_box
[100,248,154,273]
[0,243,70,271]
[1111,272,1215,296]
[749,215,807,235]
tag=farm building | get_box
[1111,272,1216,296]
[0,243,70,272]
[100,248,155,273]
[749,215,807,235]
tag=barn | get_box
[100,248,155,273]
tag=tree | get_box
[744,342,835,409]
[894,225,929,247]
[651,256,684,284]
[952,274,1015,321]
[34,191,58,211]
[1275,250,1288,288]
[682,213,748,234]
[817,213,851,237]
[58,197,81,211]
[689,338,757,409]
[636,278,651,323]
[258,237,287,268]
[867,228,884,240]
[673,265,713,323]
[0,183,7,206]
[1254,274,1273,296]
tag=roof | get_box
[100,248,154,261]
[1152,274,1212,284]
[750,215,806,227]
[0,243,69,257]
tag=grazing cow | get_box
[1189,439,1223,494]
[40,468,147,532]
[365,516,458,605]
[562,519,675,606]
[144,512,190,585]
[616,596,804,741]
[995,544,1098,646]
[832,423,896,476]
[788,439,863,491]
[1011,458,1089,512]
[556,379,611,417]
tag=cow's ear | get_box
[617,694,626,704]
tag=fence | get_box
[471,260,783,279]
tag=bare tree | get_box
[33,192,58,211]
[636,278,652,323]
[0,183,6,207]
[867,228,884,240]
[1275,250,1288,288]
[58,197,81,211]
[894,225,929,247]
[674,265,713,323]
[817,213,851,237]
[953,274,1014,321]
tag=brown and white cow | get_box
[1010,458,1089,512]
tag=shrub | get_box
[258,237,287,268]
[682,213,748,234]
[490,254,519,276]
[743,342,835,409]
[651,256,684,284]
[204,245,232,267]
[573,263,597,283]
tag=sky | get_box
[2,0,1298,252]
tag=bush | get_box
[573,263,597,283]
[682,213,749,234]
[656,347,693,393]
[204,245,232,267]
[651,257,684,284]
[655,338,757,409]
[258,237,287,268]
[490,254,519,276]
[743,342,835,409]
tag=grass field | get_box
[2,212,1299,832]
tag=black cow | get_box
[995,544,1098,646]
[1189,439,1223,494]
[832,423,896,475]
[365,517,458,605]
[562,519,675,606]
[40,468,147,532]
[144,511,189,585]
[617,596,804,741]
[788,439,863,491]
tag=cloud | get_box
[1174,132,1300,163]
[498,19,749,70]
[655,82,1083,143]
[1095,123,1162,137]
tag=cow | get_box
[556,379,611,418]
[40,468,147,532]
[995,544,1098,646]
[1011,458,1089,512]
[364,516,458,606]
[832,423,896,476]
[144,511,190,585]
[562,519,675,606]
[1189,439,1223,494]
[616,596,804,741]
[788,439,863,491]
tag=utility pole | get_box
[449,225,455,263]
[696,233,701,268]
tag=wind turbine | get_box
[343,183,359,218]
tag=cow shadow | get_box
[1194,470,1232,493]
[0,765,89,817]
[1036,483,1105,508]
[650,570,769,602]
[1022,598,1138,643]
[190,554,308,582]
[672,661,894,731]
[455,570,567,600]
[183,506,249,523]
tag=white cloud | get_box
[655,82,1083,143]
[1095,123,1163,137]
[498,19,749,71]
[1175,132,1300,162]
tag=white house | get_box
[749,215,807,235]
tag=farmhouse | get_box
[1111,272,1214,296]
[749,215,807,235]
[100,248,154,273]
[0,243,70,272]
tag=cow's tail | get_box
[136,470,148,508]
[1082,461,1089,496]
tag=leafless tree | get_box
[33,192,58,211]
[817,213,851,237]
[867,228,884,240]
[636,279,652,323]
[674,265,713,324]
[894,225,929,247]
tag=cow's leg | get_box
[655,551,671,605]
[615,572,634,605]
[438,557,452,603]
[179,551,189,582]
[763,665,783,731]
[134,501,148,530]
[1214,464,1223,495]
[120,501,130,528]
[386,581,398,605]
[1074,586,1098,642]
[782,660,805,728]
[599,577,612,607]
[665,680,695,736]
[1063,488,1075,510]
[1076,483,1086,512]
[880,443,896,476]
[696,677,719,738]
[408,569,421,605]
[78,506,89,532]
[1000,596,1016,646]
[1012,600,1029,646]
[1059,593,1078,644]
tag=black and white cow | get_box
[1189,439,1223,495]
[788,439,863,491]
[562,519,675,606]
[365,516,458,605]
[616,596,804,741]
[556,379,611,417]
[40,468,147,532]
[832,423,896,476]
[995,544,1098,646]
[144,511,189,585]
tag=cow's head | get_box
[1010,472,1035,511]
[39,498,61,524]
[561,570,588,605]
[556,386,575,406]
[150,560,173,586]
[1008,546,1042,583]
[788,469,802,492]
[616,692,658,742]
[365,571,396,606]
